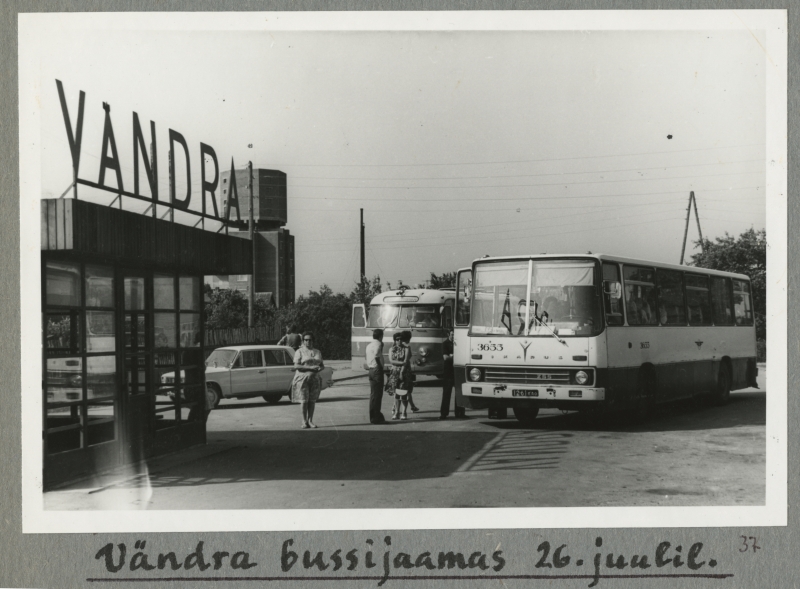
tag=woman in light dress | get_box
[291,331,325,429]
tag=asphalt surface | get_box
[45,362,766,510]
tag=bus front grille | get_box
[483,367,571,385]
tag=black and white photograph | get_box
[17,10,786,535]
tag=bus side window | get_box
[623,266,658,326]
[602,263,624,326]
[710,276,734,325]
[733,280,754,325]
[352,305,366,328]
[656,268,686,325]
[456,271,472,326]
[685,274,712,326]
[442,305,453,329]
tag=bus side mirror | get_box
[604,281,622,299]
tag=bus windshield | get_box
[367,305,400,328]
[471,259,602,337]
[367,304,443,328]
[398,305,441,328]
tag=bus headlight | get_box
[418,347,428,357]
[469,368,483,382]
[575,370,589,385]
[69,375,82,387]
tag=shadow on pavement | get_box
[482,390,766,434]
[65,430,501,491]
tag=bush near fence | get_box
[205,324,284,350]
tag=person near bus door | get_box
[365,329,386,424]
[440,329,465,419]
[401,330,420,413]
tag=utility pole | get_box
[679,191,704,264]
[248,162,255,328]
[360,208,365,282]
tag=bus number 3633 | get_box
[478,343,504,351]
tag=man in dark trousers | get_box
[440,329,465,419]
[365,329,386,424]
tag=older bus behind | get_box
[352,287,455,376]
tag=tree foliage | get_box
[204,286,275,330]
[689,228,766,340]
[429,271,456,289]
[273,285,354,359]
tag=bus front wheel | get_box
[714,364,731,406]
[513,407,539,425]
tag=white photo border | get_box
[19,9,788,533]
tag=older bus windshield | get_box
[471,259,602,337]
[367,304,442,328]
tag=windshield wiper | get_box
[529,313,567,346]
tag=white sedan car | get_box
[203,345,334,408]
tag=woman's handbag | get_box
[395,388,408,397]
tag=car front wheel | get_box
[263,394,283,404]
[206,383,221,409]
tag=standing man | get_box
[278,325,302,351]
[440,329,465,419]
[366,329,386,424]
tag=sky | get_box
[33,19,767,296]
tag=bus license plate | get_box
[512,389,538,397]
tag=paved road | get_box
[46,365,766,510]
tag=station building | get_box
[41,198,252,488]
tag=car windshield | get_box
[206,349,237,367]
[471,259,602,337]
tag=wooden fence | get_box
[205,324,284,348]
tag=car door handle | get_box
[258,370,265,373]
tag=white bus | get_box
[453,254,758,423]
[351,287,456,376]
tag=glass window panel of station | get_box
[86,355,116,401]
[86,310,116,353]
[179,313,201,348]
[656,269,686,325]
[124,276,146,311]
[154,273,176,310]
[124,355,149,396]
[45,312,81,354]
[45,408,82,454]
[622,266,658,326]
[179,276,200,311]
[153,351,179,429]
[710,276,734,325]
[85,265,114,308]
[45,261,81,307]
[85,400,116,446]
[45,356,83,405]
[685,274,712,326]
[154,352,179,395]
[733,280,754,325]
[154,313,177,348]
[124,313,147,350]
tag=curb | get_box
[331,373,369,384]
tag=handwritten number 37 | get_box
[740,536,761,553]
